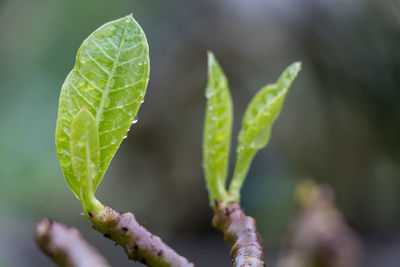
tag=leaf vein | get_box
[121,42,141,52]
[117,56,140,67]
[92,39,115,61]
[98,124,126,135]
[70,84,96,110]
[75,69,103,93]
[107,37,118,49]
[86,51,111,75]
[104,100,138,111]
[108,80,142,93]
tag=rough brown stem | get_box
[212,201,265,267]
[36,219,110,267]
[89,206,194,267]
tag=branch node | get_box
[90,206,194,267]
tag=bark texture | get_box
[212,201,265,267]
[36,219,110,267]
[89,206,194,267]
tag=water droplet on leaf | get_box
[132,116,138,124]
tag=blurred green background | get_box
[1,0,400,266]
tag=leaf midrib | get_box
[206,80,228,172]
[95,21,129,124]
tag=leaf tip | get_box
[292,61,302,73]
[207,51,216,64]
[282,61,302,83]
[125,14,135,23]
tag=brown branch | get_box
[88,206,194,267]
[36,219,110,267]
[212,201,265,267]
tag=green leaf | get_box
[203,52,233,206]
[56,15,150,197]
[70,108,102,212]
[228,62,301,201]
[70,108,99,191]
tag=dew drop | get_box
[132,115,138,124]
[205,89,216,98]
[123,135,128,139]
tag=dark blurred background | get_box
[1,0,400,266]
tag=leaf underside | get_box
[229,62,301,199]
[56,15,150,196]
[203,52,233,205]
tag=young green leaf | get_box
[70,108,102,212]
[229,62,301,201]
[55,15,150,196]
[70,108,99,192]
[203,52,233,206]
